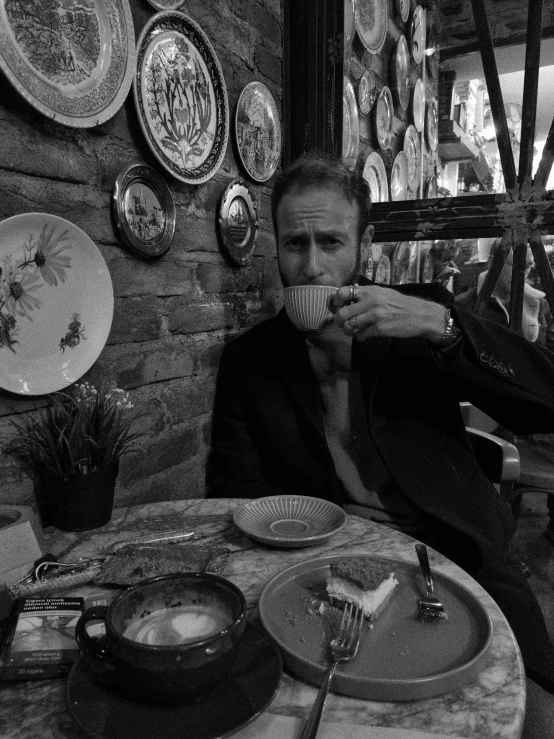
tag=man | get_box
[209,154,554,700]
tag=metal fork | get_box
[415,543,447,620]
[300,603,364,739]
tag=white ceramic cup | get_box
[283,285,338,331]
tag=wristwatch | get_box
[437,308,462,348]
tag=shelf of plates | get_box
[342,0,441,285]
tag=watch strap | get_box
[437,307,462,348]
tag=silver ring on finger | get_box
[349,283,359,302]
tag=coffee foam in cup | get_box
[283,285,338,331]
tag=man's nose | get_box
[304,244,323,279]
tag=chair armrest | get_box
[466,427,521,483]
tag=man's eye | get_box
[283,241,304,251]
[322,238,342,248]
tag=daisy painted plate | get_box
[0,213,113,395]
[233,495,346,548]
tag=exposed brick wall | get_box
[0,0,283,510]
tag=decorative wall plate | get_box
[236,81,281,183]
[344,0,356,50]
[390,151,409,201]
[0,0,135,128]
[374,86,394,150]
[218,179,259,266]
[356,0,387,54]
[0,213,113,395]
[374,254,391,284]
[343,76,360,167]
[112,163,176,259]
[392,241,418,284]
[426,98,438,151]
[358,69,377,115]
[412,78,425,132]
[403,124,421,192]
[425,175,439,198]
[397,0,410,23]
[411,6,426,64]
[394,35,411,112]
[134,12,229,185]
[147,0,186,9]
[426,21,439,80]
[362,151,388,203]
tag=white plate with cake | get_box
[259,555,493,701]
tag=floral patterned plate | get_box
[374,86,394,150]
[0,213,113,395]
[412,78,425,132]
[356,0,387,54]
[236,81,281,183]
[394,35,411,112]
[343,76,360,167]
[362,151,388,203]
[403,124,421,192]
[0,0,135,128]
[134,11,229,185]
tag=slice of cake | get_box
[326,558,399,620]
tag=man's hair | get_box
[271,153,371,240]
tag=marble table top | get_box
[0,498,525,739]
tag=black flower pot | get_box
[36,462,119,532]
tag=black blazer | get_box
[210,281,554,689]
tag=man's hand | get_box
[332,284,448,343]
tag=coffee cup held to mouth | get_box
[283,285,338,331]
[75,573,246,704]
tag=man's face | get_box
[276,185,373,288]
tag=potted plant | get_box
[5,382,139,531]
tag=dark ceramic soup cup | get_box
[75,572,247,704]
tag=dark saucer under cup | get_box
[66,622,282,739]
